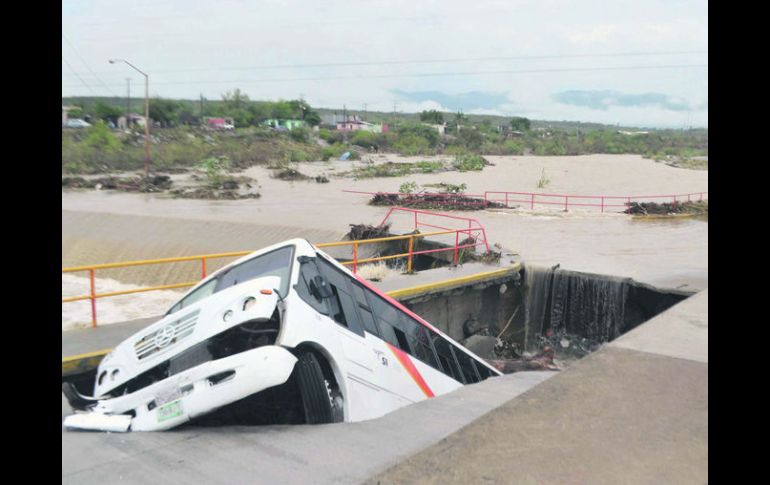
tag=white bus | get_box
[63,238,502,432]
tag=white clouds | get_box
[62,0,708,128]
[566,25,620,46]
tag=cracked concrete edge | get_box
[610,289,707,363]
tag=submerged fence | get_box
[344,189,708,213]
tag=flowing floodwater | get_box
[522,265,690,349]
[62,274,182,331]
[62,154,706,330]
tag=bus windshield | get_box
[167,246,294,315]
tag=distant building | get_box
[203,117,234,130]
[62,106,80,126]
[335,115,388,133]
[263,119,306,130]
[427,123,447,135]
[120,113,147,128]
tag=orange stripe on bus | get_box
[385,342,435,398]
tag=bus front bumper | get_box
[63,345,298,432]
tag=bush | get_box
[457,128,484,150]
[394,134,433,156]
[396,122,440,147]
[289,127,311,143]
[319,128,344,144]
[289,150,311,162]
[399,181,419,193]
[413,160,444,173]
[84,121,121,152]
[197,156,231,186]
[503,140,525,155]
[349,130,378,149]
[452,154,486,171]
[537,168,550,189]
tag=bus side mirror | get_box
[310,275,333,300]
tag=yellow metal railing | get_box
[63,229,486,328]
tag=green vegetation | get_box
[452,154,487,171]
[62,125,323,174]
[419,110,444,124]
[399,181,419,193]
[63,96,708,175]
[197,156,231,186]
[423,182,468,194]
[537,168,550,189]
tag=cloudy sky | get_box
[62,0,708,128]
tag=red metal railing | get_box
[483,191,708,212]
[378,207,490,265]
[63,209,491,327]
[344,189,707,213]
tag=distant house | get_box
[336,115,388,133]
[118,113,148,129]
[263,119,306,130]
[204,117,234,130]
[427,123,447,135]
[617,130,650,136]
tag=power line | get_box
[63,63,708,89]
[62,33,119,97]
[61,50,707,77]
[62,57,97,95]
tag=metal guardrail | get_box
[62,209,490,328]
[483,190,708,212]
[344,189,708,213]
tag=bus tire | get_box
[295,352,334,424]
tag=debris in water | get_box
[369,192,506,211]
[346,223,391,241]
[624,200,707,215]
[486,346,559,373]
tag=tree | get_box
[396,122,440,147]
[93,101,122,124]
[222,89,250,110]
[457,128,484,150]
[419,110,444,124]
[304,110,321,127]
[510,117,531,131]
[149,98,185,126]
[271,100,295,120]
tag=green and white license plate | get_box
[156,399,184,423]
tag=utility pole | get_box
[343,104,347,121]
[199,94,204,118]
[125,78,131,121]
[110,59,151,177]
[363,103,367,121]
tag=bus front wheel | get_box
[295,352,335,424]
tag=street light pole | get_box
[110,59,151,177]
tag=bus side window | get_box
[434,338,462,382]
[368,292,407,350]
[474,361,493,381]
[295,259,329,315]
[399,313,441,372]
[351,283,380,336]
[315,258,365,337]
[453,348,481,384]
